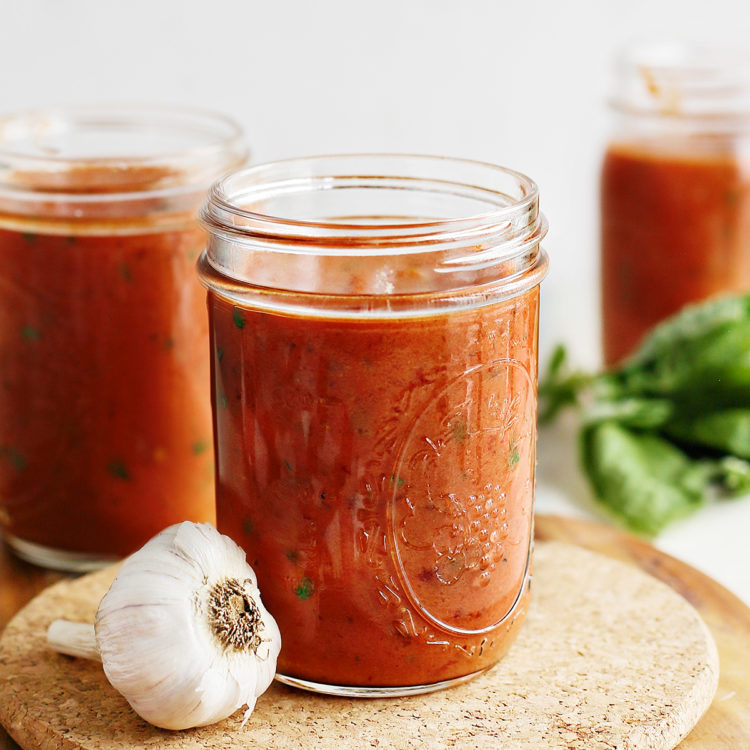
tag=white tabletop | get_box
[536,413,750,607]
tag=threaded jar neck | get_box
[611,42,750,129]
[0,104,247,224]
[199,154,547,316]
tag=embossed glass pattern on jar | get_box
[198,155,548,696]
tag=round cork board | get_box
[0,541,718,750]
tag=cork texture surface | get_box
[0,541,719,750]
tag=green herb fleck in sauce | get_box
[390,474,405,487]
[283,459,293,472]
[243,518,254,535]
[21,233,36,244]
[148,332,173,350]
[508,446,520,468]
[21,325,41,341]
[216,347,224,363]
[0,445,27,472]
[233,309,245,329]
[452,418,467,443]
[192,439,209,455]
[118,264,133,281]
[296,577,314,600]
[107,460,131,480]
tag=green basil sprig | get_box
[540,295,750,535]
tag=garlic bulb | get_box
[47,522,281,730]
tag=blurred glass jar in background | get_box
[0,105,247,570]
[601,43,750,365]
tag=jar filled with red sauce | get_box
[0,105,247,570]
[601,43,750,365]
[199,155,548,695]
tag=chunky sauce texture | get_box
[601,140,750,365]
[211,287,539,686]
[0,225,215,555]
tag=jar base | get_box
[275,667,490,698]
[3,534,120,572]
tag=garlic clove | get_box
[195,663,256,727]
[236,613,281,695]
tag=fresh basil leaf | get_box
[665,409,750,458]
[538,344,594,424]
[614,296,750,408]
[711,455,750,495]
[625,294,750,372]
[584,396,673,430]
[543,295,750,534]
[581,421,710,535]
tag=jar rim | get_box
[199,154,547,314]
[0,103,247,199]
[201,153,543,251]
[610,41,750,124]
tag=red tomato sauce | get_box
[210,287,539,686]
[0,224,215,556]
[601,140,750,365]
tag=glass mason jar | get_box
[0,105,247,570]
[199,154,548,695]
[601,42,750,365]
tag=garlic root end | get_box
[47,620,101,662]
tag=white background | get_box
[1,1,749,602]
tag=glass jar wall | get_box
[199,154,548,695]
[601,43,750,365]
[0,105,247,570]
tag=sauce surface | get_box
[0,225,215,556]
[210,287,539,686]
[601,140,750,365]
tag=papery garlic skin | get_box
[94,522,281,730]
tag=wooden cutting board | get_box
[0,515,748,749]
